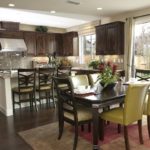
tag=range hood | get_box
[0,38,27,52]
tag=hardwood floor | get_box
[0,105,58,150]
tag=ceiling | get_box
[0,0,150,28]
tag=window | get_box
[79,34,96,64]
[134,21,150,69]
[83,34,96,55]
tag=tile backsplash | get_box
[0,53,124,70]
[0,53,32,70]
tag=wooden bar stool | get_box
[36,68,55,108]
[12,69,36,112]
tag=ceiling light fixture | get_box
[8,3,15,7]
[50,10,56,14]
[97,7,103,10]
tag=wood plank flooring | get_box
[0,105,58,150]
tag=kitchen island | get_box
[0,74,13,116]
[0,71,18,116]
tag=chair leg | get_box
[124,125,130,150]
[45,92,49,108]
[138,119,144,144]
[118,124,121,133]
[88,122,91,132]
[58,117,64,140]
[73,123,78,150]
[99,118,104,141]
[81,124,84,131]
[39,92,42,108]
[147,115,150,138]
[51,86,56,108]
[12,92,15,112]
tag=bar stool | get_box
[12,69,36,112]
[36,68,55,108]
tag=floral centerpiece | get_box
[97,61,118,88]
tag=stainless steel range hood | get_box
[0,38,27,52]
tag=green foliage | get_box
[88,60,99,69]
[96,63,118,87]
[35,26,48,32]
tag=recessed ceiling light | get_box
[8,3,15,7]
[97,7,103,10]
[50,10,56,14]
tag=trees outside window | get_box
[134,22,150,69]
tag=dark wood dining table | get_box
[74,84,127,150]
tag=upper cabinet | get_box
[96,21,124,55]
[23,31,36,56]
[0,21,19,31]
[54,33,63,56]
[62,32,78,56]
[0,21,78,57]
[0,30,23,39]
[36,32,48,55]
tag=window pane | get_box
[134,22,150,69]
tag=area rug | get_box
[19,121,150,150]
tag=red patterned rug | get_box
[78,122,150,148]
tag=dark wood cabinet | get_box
[96,25,106,55]
[54,33,63,56]
[62,32,78,56]
[46,33,56,55]
[0,31,23,39]
[23,31,36,56]
[1,21,19,31]
[0,28,78,57]
[96,21,124,55]
[36,33,47,55]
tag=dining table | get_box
[74,83,127,150]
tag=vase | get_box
[100,82,116,90]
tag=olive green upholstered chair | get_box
[99,83,149,150]
[69,74,89,89]
[88,73,100,86]
[143,90,150,138]
[53,76,92,150]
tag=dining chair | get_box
[56,66,72,77]
[143,90,150,138]
[53,76,92,150]
[88,73,100,86]
[99,83,149,150]
[36,68,55,108]
[69,74,89,89]
[135,69,150,81]
[12,68,36,112]
[56,66,72,90]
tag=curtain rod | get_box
[133,14,150,19]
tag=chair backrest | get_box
[89,73,100,86]
[56,66,72,77]
[135,69,150,81]
[38,68,55,89]
[124,83,149,125]
[53,76,78,122]
[18,68,36,92]
[69,74,89,89]
[143,90,150,115]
